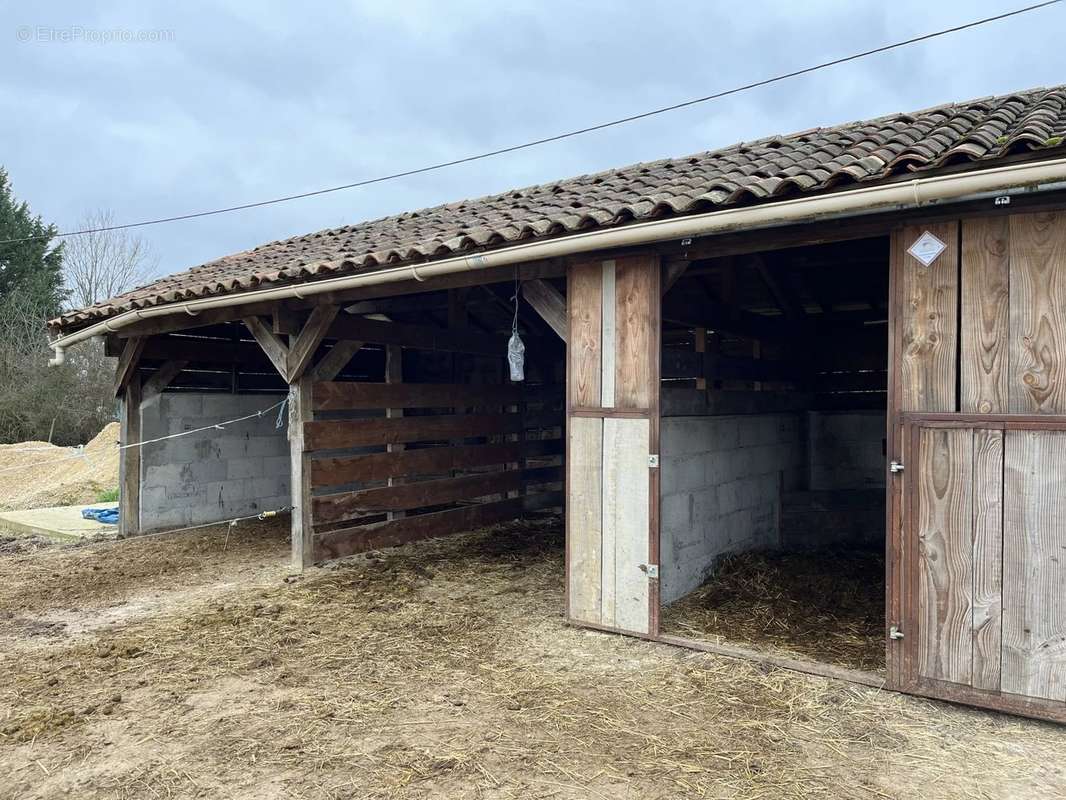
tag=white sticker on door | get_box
[907,231,947,267]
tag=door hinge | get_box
[889,461,905,474]
[648,454,660,468]
[889,625,905,640]
[639,563,659,578]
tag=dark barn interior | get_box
[657,237,890,673]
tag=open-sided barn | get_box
[50,84,1066,723]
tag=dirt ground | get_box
[1,517,1065,799]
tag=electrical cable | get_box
[0,1,1058,245]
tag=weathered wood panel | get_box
[600,261,616,408]
[971,427,1004,691]
[326,314,510,356]
[917,426,973,685]
[289,377,314,570]
[1009,212,1066,414]
[311,439,562,487]
[313,492,561,562]
[602,417,650,634]
[305,413,524,450]
[312,381,549,411]
[614,256,657,410]
[119,376,142,538]
[314,466,562,524]
[961,217,1010,414]
[898,222,959,412]
[1003,429,1066,701]
[568,262,602,408]
[567,416,602,624]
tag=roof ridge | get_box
[55,82,1066,329]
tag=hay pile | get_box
[2,519,1065,798]
[0,422,120,511]
[662,549,885,672]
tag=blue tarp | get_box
[82,507,119,525]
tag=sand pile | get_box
[0,423,120,511]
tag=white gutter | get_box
[49,156,1066,365]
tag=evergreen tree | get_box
[0,167,65,316]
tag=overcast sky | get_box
[3,1,1065,280]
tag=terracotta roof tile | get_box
[55,85,1066,332]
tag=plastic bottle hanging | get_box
[508,272,525,382]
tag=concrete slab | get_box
[0,502,118,543]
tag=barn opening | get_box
[657,237,890,675]
[117,270,567,567]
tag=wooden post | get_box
[289,376,314,569]
[385,345,405,521]
[118,375,142,538]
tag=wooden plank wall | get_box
[890,211,1066,721]
[915,426,974,686]
[304,380,563,562]
[1003,429,1066,702]
[566,254,660,636]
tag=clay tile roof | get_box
[54,84,1066,333]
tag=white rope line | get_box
[82,506,294,548]
[117,398,288,451]
[0,398,289,474]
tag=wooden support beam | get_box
[243,316,290,378]
[140,336,276,369]
[661,260,691,296]
[103,260,565,342]
[326,314,510,356]
[289,377,313,570]
[751,254,806,322]
[286,304,339,381]
[661,292,790,342]
[114,337,145,395]
[311,340,363,381]
[385,344,405,522]
[118,375,142,538]
[142,360,188,401]
[522,280,567,341]
[272,306,303,335]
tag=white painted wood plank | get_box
[568,416,603,624]
[1003,429,1066,701]
[604,416,650,634]
[600,418,617,627]
[600,260,616,408]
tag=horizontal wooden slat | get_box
[305,413,524,450]
[328,315,509,356]
[313,466,562,524]
[311,439,563,486]
[316,381,516,410]
[312,381,562,411]
[312,491,563,562]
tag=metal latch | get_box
[648,454,660,468]
[889,625,905,640]
[639,564,660,578]
[889,461,905,474]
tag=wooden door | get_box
[899,415,1066,722]
[566,255,661,635]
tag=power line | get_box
[0,0,1060,246]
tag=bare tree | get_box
[62,209,159,309]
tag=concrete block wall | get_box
[808,411,886,490]
[138,393,290,531]
[660,413,806,604]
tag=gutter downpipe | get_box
[48,156,1066,365]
